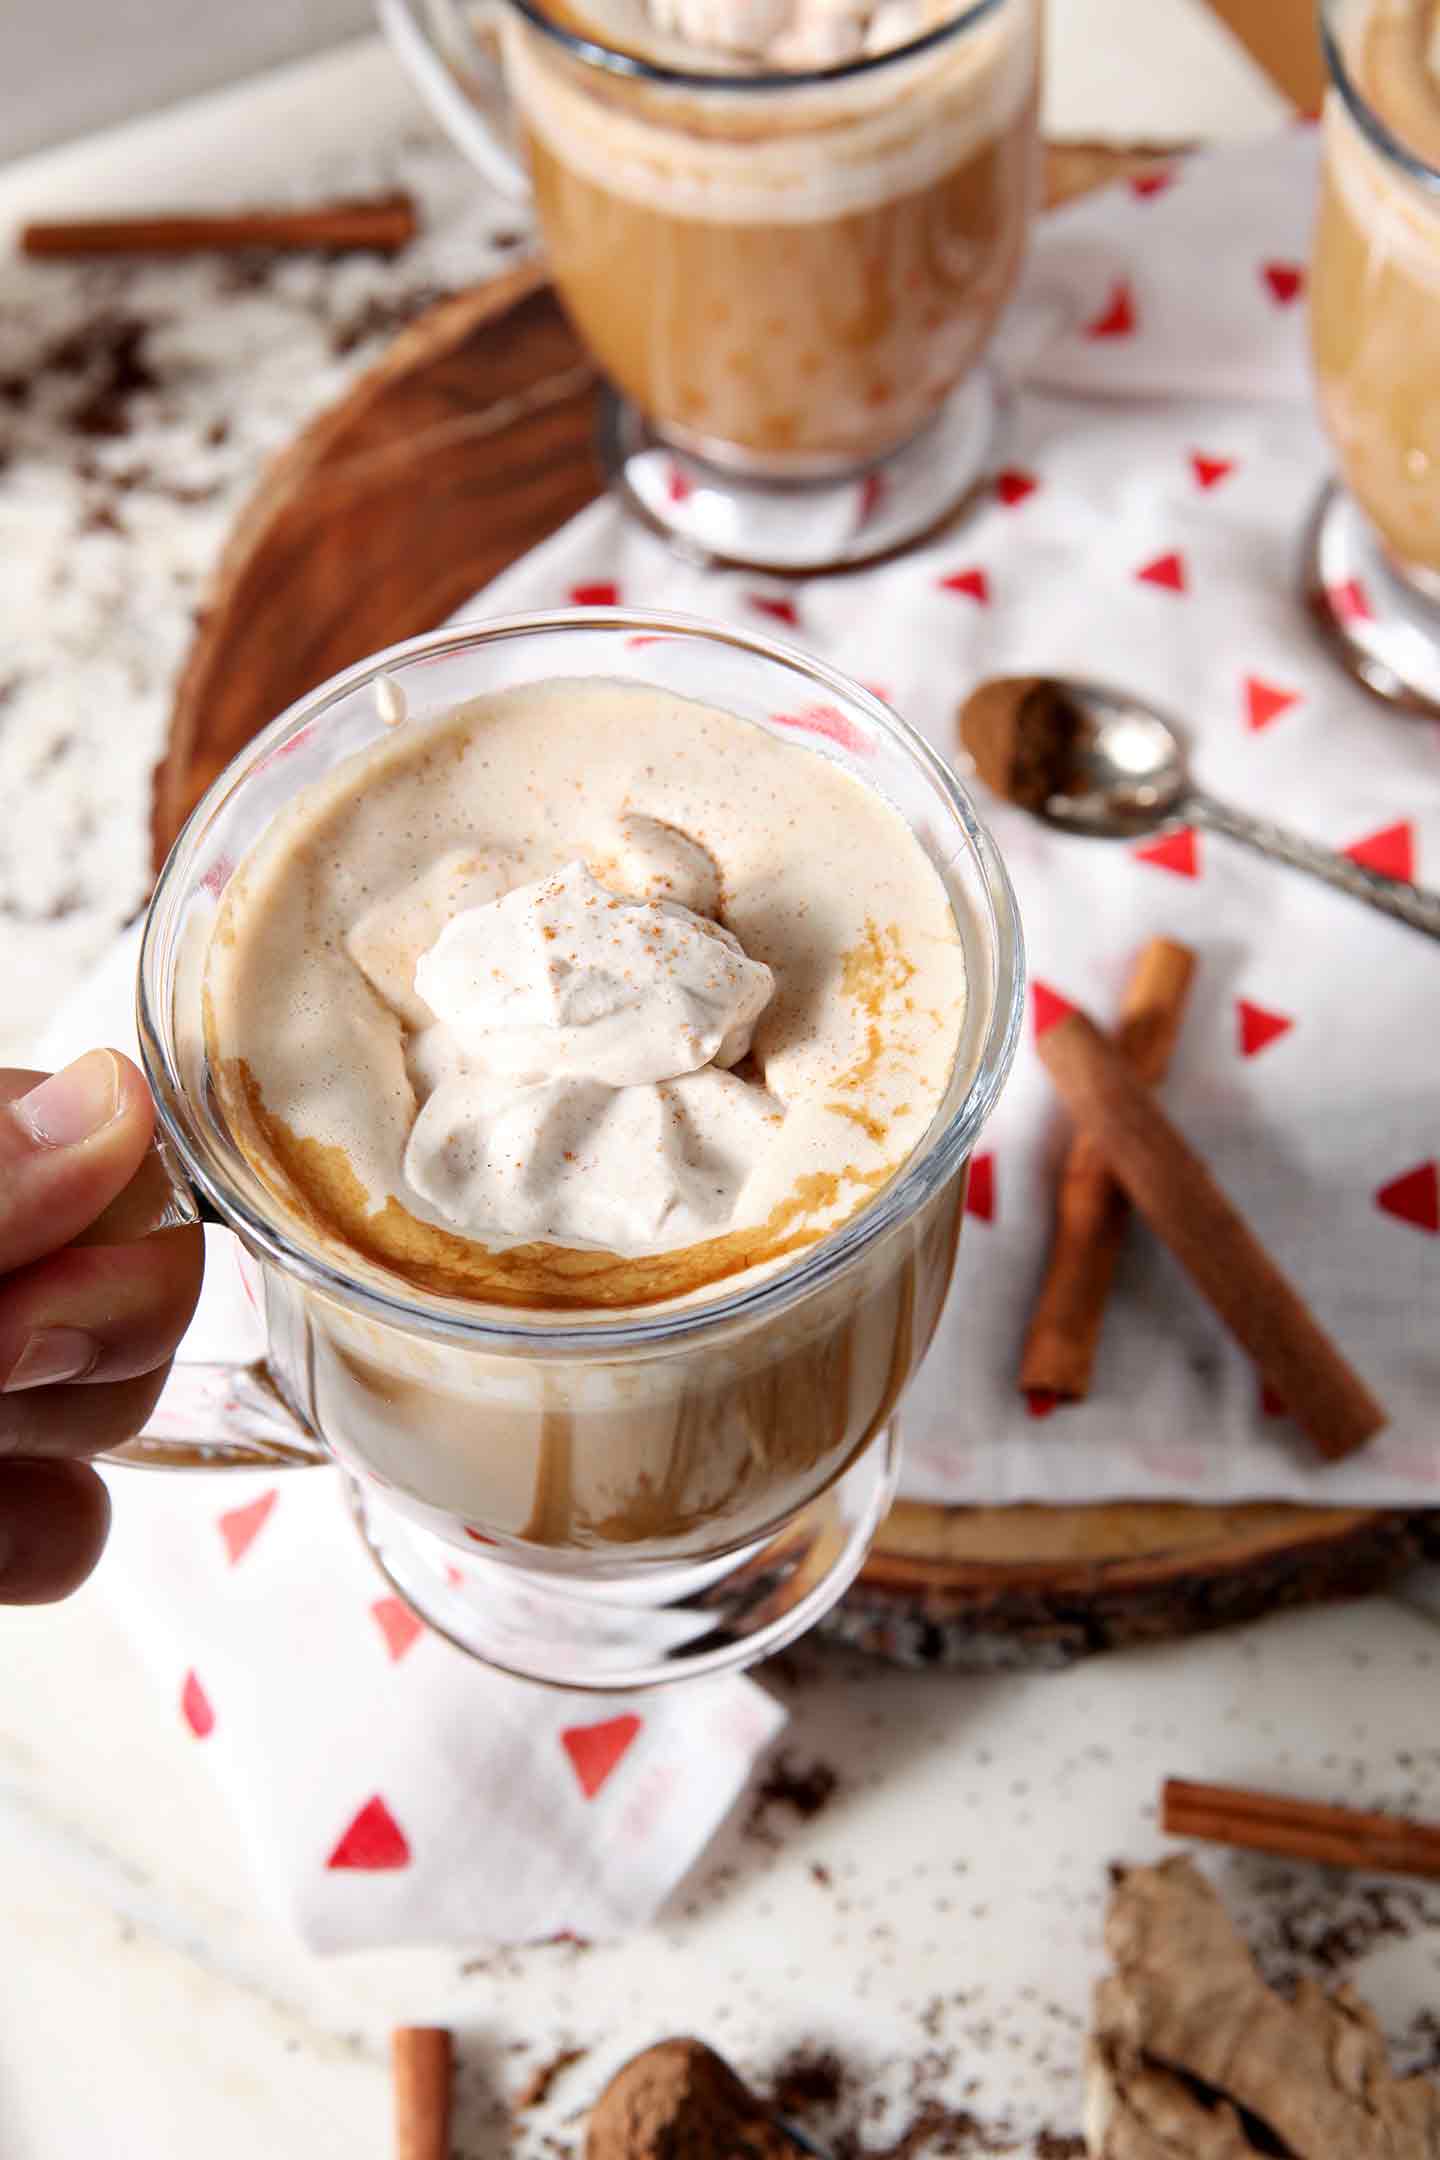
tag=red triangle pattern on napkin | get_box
[327,1795,412,1870]
[940,568,990,605]
[1244,677,1300,731]
[371,1597,424,1664]
[995,468,1038,507]
[1136,551,1187,593]
[1086,280,1137,339]
[1237,999,1292,1057]
[1191,454,1234,491]
[218,1489,277,1566]
[562,1715,642,1800]
[1375,1162,1439,1235]
[570,581,619,606]
[965,1153,995,1223]
[1262,262,1305,305]
[1032,982,1077,1038]
[748,594,800,626]
[1345,821,1414,880]
[1130,171,1174,200]
[1329,578,1373,624]
[181,1670,215,1739]
[1134,827,1199,878]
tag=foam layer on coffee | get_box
[506,0,1034,224]
[206,678,967,1312]
[1325,0,1440,278]
[552,0,953,73]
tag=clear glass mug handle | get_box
[377,0,533,203]
[81,1139,327,1471]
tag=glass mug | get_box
[380,0,1041,574]
[120,611,1023,1690]
[1307,0,1440,713]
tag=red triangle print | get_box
[857,470,888,524]
[1191,454,1234,491]
[748,594,800,627]
[1136,551,1186,594]
[1237,999,1293,1057]
[1130,171,1174,200]
[1244,676,1300,731]
[666,463,693,504]
[939,568,989,605]
[995,468,1038,508]
[1025,1389,1060,1419]
[371,1596,424,1664]
[1329,578,1373,624]
[181,1670,215,1739]
[218,1488,277,1566]
[1262,262,1305,306]
[569,581,619,607]
[966,1153,995,1223]
[1376,1161,1440,1235]
[1085,280,1137,339]
[1345,820,1414,881]
[1032,982,1077,1038]
[326,1795,411,1871]
[561,1714,642,1801]
[1134,827,1199,878]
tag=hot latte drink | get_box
[505,0,1039,469]
[205,678,972,1560]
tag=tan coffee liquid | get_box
[507,1,1038,466]
[207,678,967,1315]
[1312,0,1440,574]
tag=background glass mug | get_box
[114,611,1022,1690]
[379,0,1041,574]
[1307,0,1440,713]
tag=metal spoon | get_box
[970,676,1440,942]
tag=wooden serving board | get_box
[154,145,1439,1668]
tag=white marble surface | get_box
[3,17,1432,2160]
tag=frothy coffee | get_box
[206,678,967,1315]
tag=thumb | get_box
[0,1052,155,1276]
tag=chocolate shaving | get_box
[515,2045,588,2111]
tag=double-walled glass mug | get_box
[379,0,1041,574]
[120,611,1023,1690]
[1307,0,1440,712]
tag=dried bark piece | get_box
[1088,1858,1440,2158]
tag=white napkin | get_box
[28,126,1440,1950]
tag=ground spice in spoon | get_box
[957,677,1084,810]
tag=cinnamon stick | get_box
[1036,1010,1386,1460]
[1021,938,1196,1401]
[1163,1776,1440,1881]
[21,193,417,259]
[393,2026,452,2160]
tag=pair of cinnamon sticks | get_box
[1018,937,1384,1462]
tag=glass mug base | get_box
[1303,480,1440,718]
[348,1427,900,1692]
[598,371,1007,578]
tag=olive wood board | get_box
[154,143,1439,1668]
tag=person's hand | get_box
[0,1052,204,1603]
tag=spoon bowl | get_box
[958,672,1440,942]
[1032,680,1191,838]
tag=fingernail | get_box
[3,1328,99,1392]
[14,1051,122,1150]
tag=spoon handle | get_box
[1187,790,1440,942]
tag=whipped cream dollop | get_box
[399,861,783,1253]
[628,0,933,69]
